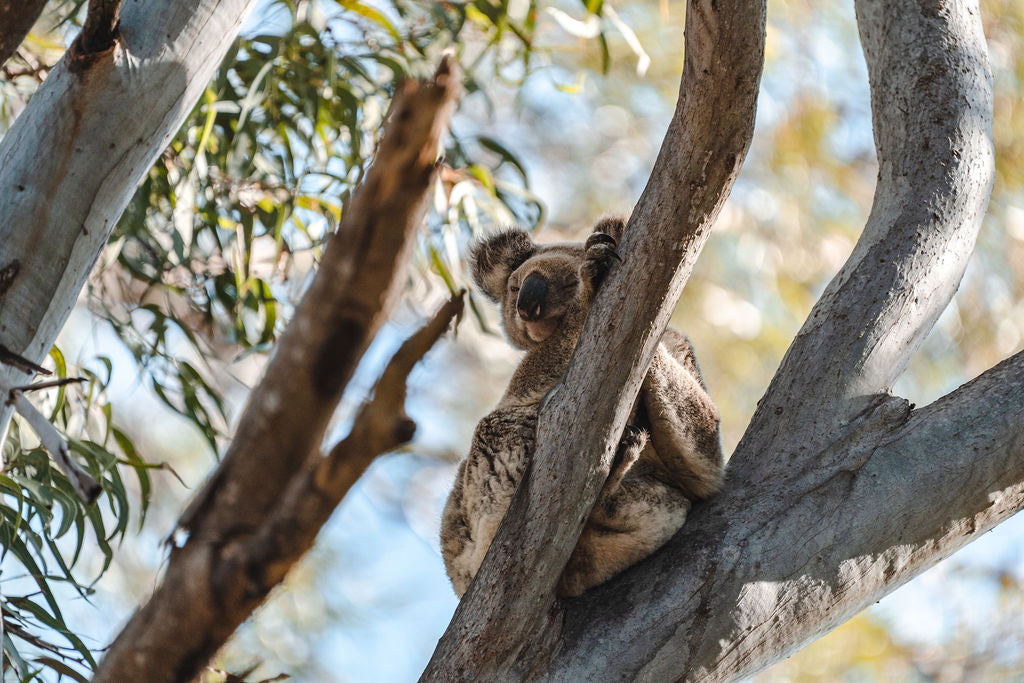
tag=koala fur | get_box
[440,217,724,598]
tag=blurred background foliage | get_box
[1,0,1023,680]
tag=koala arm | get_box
[440,408,536,597]
[641,329,724,500]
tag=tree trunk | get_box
[423,0,1011,680]
[0,0,259,446]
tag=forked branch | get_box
[433,0,1002,680]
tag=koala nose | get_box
[516,273,548,321]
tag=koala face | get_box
[470,217,625,350]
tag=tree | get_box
[1,0,1022,681]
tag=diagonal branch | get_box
[540,349,1024,681]
[422,0,766,677]
[0,0,47,67]
[178,55,459,545]
[729,0,994,483]
[93,57,461,683]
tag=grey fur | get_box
[442,217,724,597]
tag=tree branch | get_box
[539,350,1024,681]
[93,58,461,683]
[729,0,994,483]
[422,0,766,678]
[0,0,47,67]
[75,0,122,55]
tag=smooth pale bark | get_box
[421,0,1003,679]
[728,0,994,485]
[0,0,260,446]
[421,0,766,678]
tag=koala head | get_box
[469,217,626,350]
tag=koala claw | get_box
[583,234,621,286]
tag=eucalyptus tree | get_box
[1,0,1022,681]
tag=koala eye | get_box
[510,285,520,293]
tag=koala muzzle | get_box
[516,273,548,321]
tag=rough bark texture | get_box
[0,0,47,67]
[421,0,766,678]
[92,59,460,683]
[0,0,260,446]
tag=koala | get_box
[440,217,723,598]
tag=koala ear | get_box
[469,227,536,301]
[592,215,627,242]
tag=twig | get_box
[320,290,465,488]
[11,377,86,393]
[2,615,88,662]
[5,387,101,503]
[0,344,51,376]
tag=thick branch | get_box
[0,0,47,67]
[93,60,460,683]
[729,0,994,482]
[422,1,765,678]
[540,351,1024,681]
[435,0,1000,679]
[0,0,261,445]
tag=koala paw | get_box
[601,425,646,500]
[581,232,622,288]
